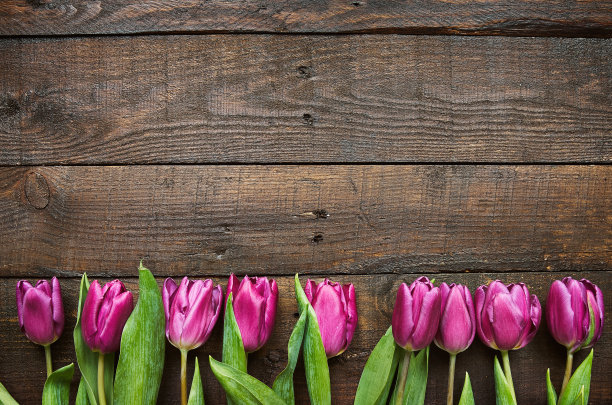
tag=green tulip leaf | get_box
[354,326,399,405]
[272,309,307,404]
[209,357,286,405]
[295,274,331,405]
[558,350,593,405]
[73,273,114,405]
[42,363,74,405]
[458,372,475,405]
[494,356,516,405]
[114,263,165,405]
[0,382,19,405]
[187,357,205,405]
[546,369,557,405]
[76,378,91,405]
[403,347,429,405]
[569,386,585,405]
[222,293,247,405]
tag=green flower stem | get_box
[561,349,574,395]
[181,349,188,405]
[44,345,52,378]
[395,350,411,405]
[447,353,456,405]
[500,350,516,404]
[98,353,107,405]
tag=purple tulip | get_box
[304,278,358,358]
[16,277,64,346]
[434,283,475,354]
[163,277,223,351]
[392,277,441,351]
[226,274,279,353]
[81,279,134,354]
[475,280,541,351]
[546,277,604,353]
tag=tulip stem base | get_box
[395,350,411,405]
[561,350,574,395]
[44,345,52,378]
[98,353,107,405]
[500,350,516,404]
[447,353,456,405]
[181,349,188,405]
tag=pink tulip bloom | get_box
[475,280,541,351]
[81,279,134,353]
[392,277,441,351]
[226,274,278,353]
[163,277,223,351]
[16,277,64,346]
[305,278,358,358]
[434,283,475,354]
[546,277,604,353]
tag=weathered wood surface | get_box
[0,273,610,404]
[1,0,611,37]
[1,36,610,165]
[1,165,610,278]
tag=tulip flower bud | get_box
[392,277,441,351]
[475,280,541,351]
[546,277,604,353]
[16,277,64,346]
[304,278,357,358]
[225,274,279,353]
[163,277,223,351]
[434,283,475,354]
[81,279,134,354]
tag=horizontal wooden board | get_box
[0,0,611,36]
[1,36,610,165]
[0,165,610,277]
[0,272,610,404]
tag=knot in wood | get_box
[24,172,50,209]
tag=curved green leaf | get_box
[295,274,331,405]
[272,309,307,404]
[403,347,429,405]
[188,357,205,405]
[458,372,475,405]
[209,357,286,405]
[114,263,165,405]
[494,356,516,405]
[546,369,557,405]
[222,293,247,405]
[0,382,19,405]
[42,363,74,405]
[74,274,114,405]
[76,378,91,405]
[354,326,399,405]
[559,350,593,405]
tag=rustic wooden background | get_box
[1,1,610,404]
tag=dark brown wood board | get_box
[1,165,610,278]
[1,36,610,165]
[0,0,611,37]
[0,273,610,404]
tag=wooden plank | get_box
[0,165,610,277]
[0,272,610,404]
[0,0,611,36]
[1,36,610,165]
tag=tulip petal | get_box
[16,280,34,330]
[51,277,64,339]
[81,280,104,349]
[312,284,347,357]
[489,293,524,350]
[22,287,54,344]
[204,285,223,339]
[225,274,239,308]
[97,291,133,353]
[522,293,541,348]
[260,279,279,348]
[547,280,576,348]
[233,279,266,352]
[392,283,414,349]
[180,281,214,349]
[437,286,473,353]
[410,288,441,350]
[304,279,317,303]
[474,286,495,348]
[342,283,358,349]
[162,278,178,323]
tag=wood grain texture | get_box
[0,272,610,404]
[0,165,610,277]
[1,35,610,165]
[0,0,611,36]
